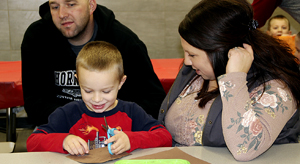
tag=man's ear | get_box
[89,0,97,15]
[118,75,127,90]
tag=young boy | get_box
[266,15,298,60]
[26,41,172,155]
[267,15,292,37]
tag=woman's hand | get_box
[104,130,130,155]
[63,134,89,156]
[226,43,254,74]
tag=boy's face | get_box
[267,19,291,37]
[76,67,126,113]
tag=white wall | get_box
[0,0,299,61]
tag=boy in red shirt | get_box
[27,41,172,155]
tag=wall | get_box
[1,0,299,61]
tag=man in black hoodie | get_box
[21,0,166,126]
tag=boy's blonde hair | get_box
[267,15,290,31]
[76,41,124,81]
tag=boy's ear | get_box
[266,30,271,35]
[75,74,79,83]
[288,31,292,35]
[118,75,127,90]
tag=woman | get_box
[158,0,300,161]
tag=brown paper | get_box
[66,147,131,163]
[132,147,210,164]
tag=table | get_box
[0,61,24,142]
[0,144,299,163]
[151,58,183,93]
[0,142,15,153]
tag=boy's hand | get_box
[104,130,130,155]
[63,134,89,156]
[226,43,254,74]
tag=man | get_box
[21,0,166,126]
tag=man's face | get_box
[49,0,92,39]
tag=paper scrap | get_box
[132,147,210,164]
[67,147,131,163]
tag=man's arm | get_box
[116,42,166,119]
[21,22,65,126]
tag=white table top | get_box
[0,143,299,164]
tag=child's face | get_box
[268,19,291,37]
[77,67,126,113]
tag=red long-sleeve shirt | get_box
[27,100,172,153]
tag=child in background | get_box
[267,15,298,62]
[267,15,291,37]
[26,41,172,155]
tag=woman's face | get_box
[181,37,215,80]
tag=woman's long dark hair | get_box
[179,0,300,108]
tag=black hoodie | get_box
[21,2,166,125]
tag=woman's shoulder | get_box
[250,79,297,110]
